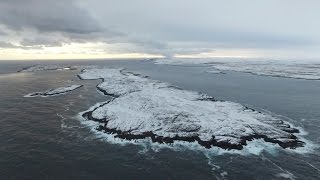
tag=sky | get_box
[0,0,320,60]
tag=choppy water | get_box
[0,60,319,179]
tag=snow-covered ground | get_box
[154,58,320,80]
[79,68,304,150]
[24,85,83,97]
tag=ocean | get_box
[0,59,319,179]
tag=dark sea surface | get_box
[0,59,319,180]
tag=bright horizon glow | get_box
[2,43,319,60]
[1,50,320,60]
[0,42,164,60]
[0,51,164,60]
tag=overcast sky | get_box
[0,0,319,60]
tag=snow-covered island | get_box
[78,68,304,150]
[25,85,83,97]
[18,65,78,72]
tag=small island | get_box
[24,85,83,97]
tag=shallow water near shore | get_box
[0,60,320,179]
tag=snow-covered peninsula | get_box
[78,68,304,150]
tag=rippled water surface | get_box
[0,60,319,179]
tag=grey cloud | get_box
[130,39,168,50]
[0,0,103,35]
[0,0,130,51]
[20,38,63,47]
[0,41,16,48]
[81,0,320,56]
[0,0,162,52]
[155,25,316,49]
[0,29,7,36]
[0,41,42,50]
